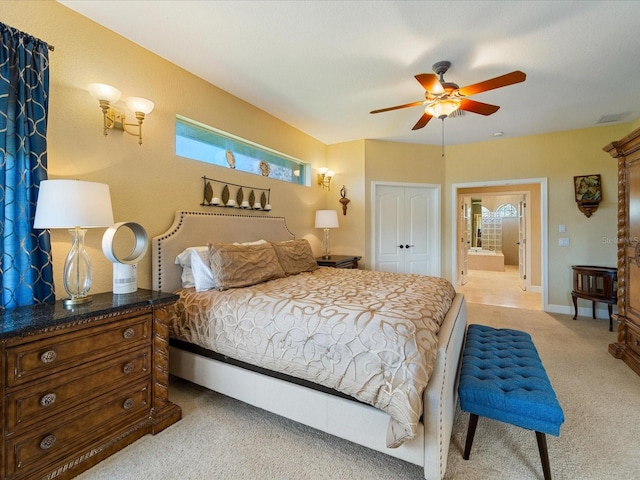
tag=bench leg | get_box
[463,413,479,460]
[535,431,552,480]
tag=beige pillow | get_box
[208,242,285,290]
[271,239,318,276]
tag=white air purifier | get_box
[102,222,149,294]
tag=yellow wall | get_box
[4,1,638,312]
[326,140,366,259]
[4,1,328,297]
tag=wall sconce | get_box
[88,83,155,145]
[317,167,334,190]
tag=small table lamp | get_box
[315,210,339,259]
[34,180,114,307]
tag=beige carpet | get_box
[78,304,640,479]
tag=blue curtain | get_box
[0,22,54,309]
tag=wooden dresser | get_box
[0,289,182,479]
[604,126,640,375]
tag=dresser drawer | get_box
[6,313,151,387]
[6,380,152,478]
[6,346,151,434]
[625,323,640,357]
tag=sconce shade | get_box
[87,83,121,103]
[34,180,115,229]
[126,96,155,115]
[315,210,339,229]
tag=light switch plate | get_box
[559,224,566,233]
[559,237,570,247]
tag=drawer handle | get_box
[122,327,135,340]
[40,350,57,364]
[40,434,56,450]
[636,339,640,347]
[123,398,134,410]
[122,362,135,374]
[40,393,57,407]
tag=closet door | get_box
[374,184,440,276]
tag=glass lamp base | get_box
[63,295,93,308]
[322,228,331,259]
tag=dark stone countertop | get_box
[0,289,178,340]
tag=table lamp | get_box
[315,210,339,259]
[34,180,114,307]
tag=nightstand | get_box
[316,255,362,269]
[0,289,182,479]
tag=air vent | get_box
[597,112,630,124]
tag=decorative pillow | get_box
[270,239,318,276]
[175,246,217,291]
[208,242,286,290]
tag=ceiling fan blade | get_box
[370,100,424,114]
[415,73,441,93]
[459,98,500,116]
[412,113,433,130]
[457,71,526,97]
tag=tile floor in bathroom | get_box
[455,264,542,310]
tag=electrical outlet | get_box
[559,237,570,247]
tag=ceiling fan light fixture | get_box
[425,98,461,119]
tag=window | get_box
[496,203,517,217]
[175,116,309,186]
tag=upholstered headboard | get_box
[152,211,295,292]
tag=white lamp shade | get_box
[34,180,115,229]
[87,83,121,103]
[126,96,155,115]
[315,210,339,229]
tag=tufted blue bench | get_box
[458,324,565,480]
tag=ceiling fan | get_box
[370,61,526,131]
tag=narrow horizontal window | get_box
[176,116,309,186]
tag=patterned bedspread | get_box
[170,267,456,447]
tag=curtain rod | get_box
[0,22,54,51]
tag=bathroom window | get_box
[175,115,310,186]
[496,203,517,217]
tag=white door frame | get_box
[451,178,548,310]
[371,181,441,276]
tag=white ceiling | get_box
[59,0,640,146]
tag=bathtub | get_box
[467,249,505,272]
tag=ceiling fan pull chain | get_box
[441,118,445,158]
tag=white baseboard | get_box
[545,303,616,320]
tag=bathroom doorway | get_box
[453,179,545,310]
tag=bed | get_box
[152,211,467,480]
